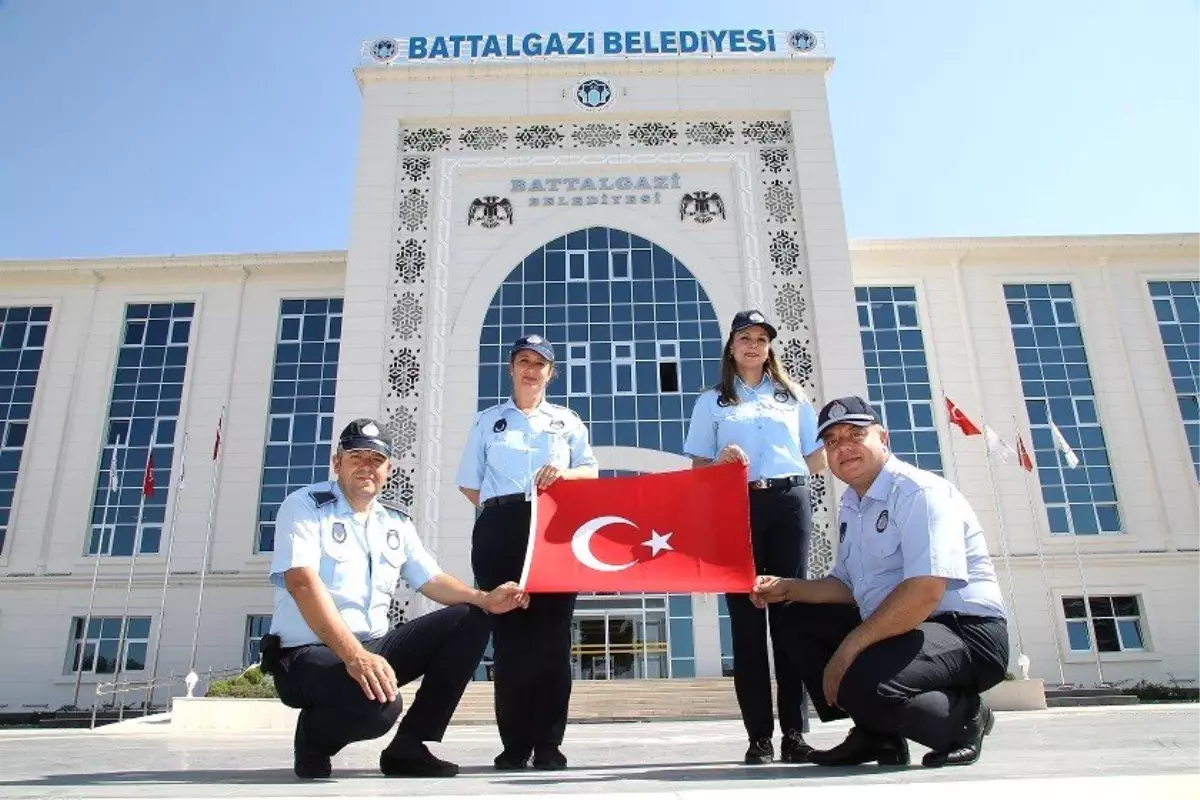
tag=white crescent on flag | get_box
[571,516,639,572]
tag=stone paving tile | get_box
[0,706,1195,799]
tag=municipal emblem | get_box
[787,29,817,53]
[369,38,400,64]
[467,196,514,228]
[680,191,726,224]
[331,522,347,543]
[876,510,889,533]
[575,78,613,110]
[774,390,790,403]
[549,418,565,430]
[839,521,847,542]
[386,530,401,550]
[526,335,543,344]
[493,418,507,433]
[829,402,847,420]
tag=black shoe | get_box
[494,748,531,771]
[380,734,459,778]
[744,736,775,765]
[293,711,332,780]
[780,729,815,764]
[533,745,568,770]
[809,727,910,767]
[923,700,995,768]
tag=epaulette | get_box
[309,490,337,507]
[379,499,411,520]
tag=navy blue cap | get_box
[730,310,778,340]
[338,418,393,458]
[510,334,555,362]
[816,396,882,437]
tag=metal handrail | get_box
[89,665,245,729]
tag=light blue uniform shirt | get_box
[683,378,821,481]
[456,399,598,504]
[268,480,443,648]
[830,456,1007,621]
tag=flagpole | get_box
[72,435,125,709]
[1014,416,1067,686]
[144,432,188,714]
[1047,413,1105,686]
[112,451,152,718]
[189,408,225,673]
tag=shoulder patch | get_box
[379,499,410,520]
[309,490,336,507]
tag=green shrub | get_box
[204,666,278,699]
[1125,680,1199,704]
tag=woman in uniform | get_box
[455,334,599,771]
[684,310,826,765]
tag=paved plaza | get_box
[0,705,1196,799]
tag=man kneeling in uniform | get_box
[262,419,528,780]
[753,397,1009,768]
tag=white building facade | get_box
[0,33,1196,710]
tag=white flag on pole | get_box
[1049,420,1081,468]
[984,425,1019,465]
[108,439,120,494]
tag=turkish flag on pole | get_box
[1016,433,1035,473]
[945,397,983,436]
[521,462,755,593]
[142,452,155,498]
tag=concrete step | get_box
[1047,694,1139,708]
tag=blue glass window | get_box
[256,298,342,552]
[855,287,942,473]
[477,228,721,455]
[1148,281,1200,479]
[0,305,51,555]
[88,303,193,557]
[1005,284,1120,534]
[244,614,273,666]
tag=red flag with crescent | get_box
[521,462,755,593]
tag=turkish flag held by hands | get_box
[521,462,755,593]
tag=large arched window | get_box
[476,226,722,455]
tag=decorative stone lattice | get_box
[630,122,678,147]
[386,113,836,582]
[515,124,564,149]
[387,597,410,629]
[685,121,734,146]
[572,123,622,148]
[460,126,508,150]
[391,291,423,338]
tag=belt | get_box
[481,492,529,508]
[748,475,808,490]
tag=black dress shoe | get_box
[379,743,458,782]
[744,736,775,765]
[494,748,531,771]
[293,710,332,780]
[923,700,995,768]
[533,745,568,770]
[809,727,910,767]
[780,729,815,764]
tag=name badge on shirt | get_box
[386,530,401,550]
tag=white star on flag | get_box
[641,530,674,558]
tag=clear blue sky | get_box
[0,0,1196,259]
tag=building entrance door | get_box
[570,595,669,679]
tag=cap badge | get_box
[839,521,847,542]
[361,422,380,438]
[493,418,507,433]
[876,510,889,533]
[331,522,347,544]
[749,312,764,323]
[386,530,401,550]
[526,335,542,344]
[829,402,847,420]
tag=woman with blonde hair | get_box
[684,309,826,765]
